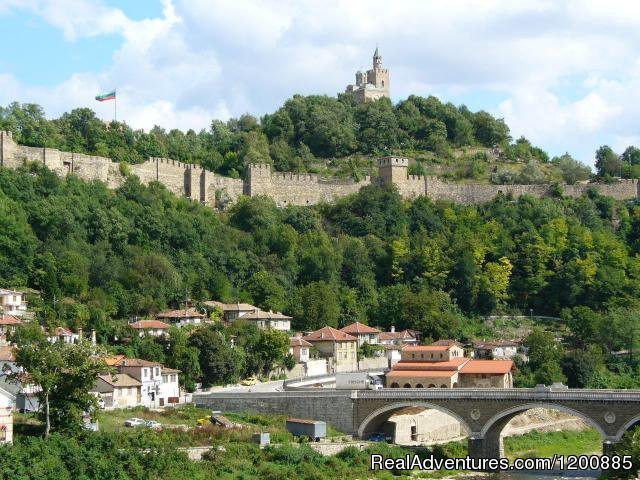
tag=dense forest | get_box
[3,157,640,387]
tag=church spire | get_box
[373,45,382,68]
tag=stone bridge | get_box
[194,387,640,458]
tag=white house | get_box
[115,358,163,408]
[0,289,27,318]
[240,310,292,331]
[0,384,15,443]
[114,358,181,408]
[289,336,312,363]
[93,374,142,409]
[159,367,181,407]
[128,320,170,338]
[47,327,80,344]
[473,340,521,360]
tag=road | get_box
[196,379,284,394]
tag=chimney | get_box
[91,329,97,346]
[390,325,395,333]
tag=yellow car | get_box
[241,377,257,386]
[196,417,212,426]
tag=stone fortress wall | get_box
[1,130,638,207]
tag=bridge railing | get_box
[283,368,389,390]
[354,388,640,401]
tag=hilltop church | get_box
[345,47,390,103]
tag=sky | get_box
[1,1,640,167]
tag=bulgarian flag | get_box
[95,90,116,102]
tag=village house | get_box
[203,301,259,322]
[340,322,381,347]
[239,310,292,331]
[289,335,312,363]
[156,307,207,327]
[0,346,17,374]
[378,326,419,346]
[302,326,358,373]
[114,358,163,408]
[0,289,28,318]
[159,367,181,406]
[46,326,79,344]
[128,319,170,338]
[386,342,514,389]
[113,357,182,408]
[0,385,15,444]
[473,340,521,360]
[0,315,21,338]
[93,374,142,409]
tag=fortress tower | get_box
[345,47,390,103]
[378,156,408,185]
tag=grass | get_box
[504,428,601,459]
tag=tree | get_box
[254,329,290,375]
[12,325,107,437]
[523,328,566,385]
[595,145,622,177]
[289,281,341,331]
[554,153,592,184]
[188,326,244,386]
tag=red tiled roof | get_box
[0,315,21,325]
[340,322,381,334]
[162,367,181,374]
[460,359,514,375]
[156,308,205,319]
[51,326,73,336]
[402,345,451,352]
[0,345,15,362]
[302,326,357,342]
[290,337,312,347]
[103,355,126,366]
[117,358,163,367]
[387,370,457,378]
[392,358,469,371]
[129,320,170,329]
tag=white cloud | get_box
[2,0,640,165]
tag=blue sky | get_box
[2,0,640,167]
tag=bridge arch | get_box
[357,401,472,439]
[480,402,607,440]
[615,413,640,441]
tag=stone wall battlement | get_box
[0,131,638,208]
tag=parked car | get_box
[368,433,390,442]
[145,420,162,429]
[241,377,257,386]
[124,418,145,427]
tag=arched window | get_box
[390,382,399,388]
[415,383,424,388]
[382,80,385,87]
[453,382,458,388]
[441,384,448,388]
[428,384,436,388]
[403,383,412,388]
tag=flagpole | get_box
[114,91,117,122]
